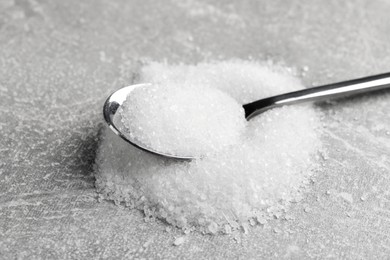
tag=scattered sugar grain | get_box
[360,193,369,201]
[208,222,219,234]
[94,60,323,234]
[339,192,354,204]
[273,227,281,233]
[173,236,186,246]
[284,215,295,221]
[242,223,249,234]
[224,224,232,234]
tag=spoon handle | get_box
[243,72,390,119]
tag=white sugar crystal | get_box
[224,224,232,234]
[95,60,323,234]
[173,236,186,246]
[338,192,354,204]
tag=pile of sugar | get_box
[95,60,322,234]
[119,83,246,157]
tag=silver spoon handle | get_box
[243,72,390,119]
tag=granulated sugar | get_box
[95,60,322,234]
[119,83,246,157]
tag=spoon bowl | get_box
[103,83,195,160]
[104,72,390,160]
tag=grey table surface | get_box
[1,0,390,259]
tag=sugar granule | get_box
[173,237,186,246]
[95,60,322,234]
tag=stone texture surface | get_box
[1,0,390,259]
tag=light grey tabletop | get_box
[1,0,390,259]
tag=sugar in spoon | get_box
[103,72,390,160]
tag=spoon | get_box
[103,72,390,160]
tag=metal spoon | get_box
[103,72,390,160]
